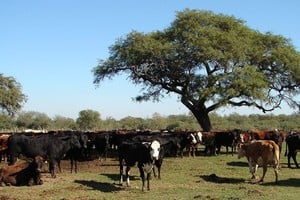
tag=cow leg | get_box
[157,164,161,179]
[56,160,62,173]
[49,161,56,178]
[119,159,123,185]
[146,172,151,191]
[287,151,292,168]
[273,165,279,183]
[259,165,268,183]
[248,159,257,180]
[292,152,299,168]
[138,165,146,191]
[152,166,157,178]
[73,159,78,173]
[70,159,74,173]
[125,166,131,187]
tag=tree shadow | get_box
[74,180,123,192]
[199,173,245,184]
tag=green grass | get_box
[1,147,300,200]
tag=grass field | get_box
[0,146,300,200]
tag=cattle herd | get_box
[0,129,299,190]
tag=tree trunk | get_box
[191,108,212,132]
[181,97,212,131]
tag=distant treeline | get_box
[1,110,299,132]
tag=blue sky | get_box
[1,0,299,120]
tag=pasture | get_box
[0,146,300,200]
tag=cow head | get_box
[79,133,88,149]
[188,133,197,144]
[150,140,161,160]
[34,155,44,172]
[70,135,82,149]
[195,132,202,143]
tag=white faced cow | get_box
[237,140,280,184]
[119,139,161,191]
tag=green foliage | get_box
[0,73,27,116]
[76,109,101,131]
[93,9,300,131]
[51,115,77,130]
[0,114,15,130]
[16,111,52,130]
[1,109,300,131]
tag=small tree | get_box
[93,9,300,131]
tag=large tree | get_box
[0,73,27,116]
[93,9,300,131]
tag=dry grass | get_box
[0,147,300,200]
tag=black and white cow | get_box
[118,139,161,191]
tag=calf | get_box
[118,140,160,191]
[238,140,280,183]
[285,132,300,168]
[0,156,44,186]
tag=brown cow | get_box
[201,132,216,156]
[238,140,280,184]
[248,130,284,154]
[0,156,44,186]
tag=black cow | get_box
[214,130,240,155]
[62,131,89,173]
[7,133,81,178]
[285,132,300,168]
[118,140,161,191]
[94,132,111,161]
[156,132,196,157]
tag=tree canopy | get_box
[0,73,27,116]
[76,109,101,130]
[93,9,300,131]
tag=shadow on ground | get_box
[74,179,122,192]
[226,161,248,167]
[261,178,300,187]
[200,173,245,184]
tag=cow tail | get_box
[273,143,280,167]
